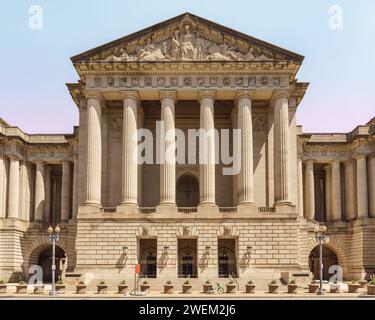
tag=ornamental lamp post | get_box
[48,225,60,296]
[314,224,327,296]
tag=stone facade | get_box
[0,13,374,287]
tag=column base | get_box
[274,201,296,214]
[79,203,101,214]
[156,204,177,214]
[237,202,257,214]
[116,203,139,214]
[198,203,218,214]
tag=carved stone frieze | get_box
[97,23,275,63]
[88,74,288,90]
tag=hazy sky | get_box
[1,0,374,134]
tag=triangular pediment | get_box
[71,13,304,64]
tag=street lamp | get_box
[314,224,327,296]
[48,225,60,296]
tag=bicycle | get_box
[207,282,224,294]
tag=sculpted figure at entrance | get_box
[98,21,275,62]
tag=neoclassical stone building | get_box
[0,13,374,286]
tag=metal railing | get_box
[177,207,198,213]
[139,207,156,214]
[219,207,237,213]
[100,206,276,214]
[258,207,276,212]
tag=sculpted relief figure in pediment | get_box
[99,23,273,62]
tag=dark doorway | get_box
[176,174,199,207]
[139,239,157,278]
[309,245,339,280]
[178,239,198,278]
[218,239,237,278]
[38,246,66,283]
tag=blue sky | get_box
[0,0,374,133]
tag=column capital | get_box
[33,159,45,166]
[305,159,314,166]
[235,90,255,105]
[271,89,290,105]
[120,90,140,103]
[330,159,341,163]
[353,154,367,160]
[7,153,21,161]
[85,91,104,104]
[198,90,216,102]
[159,90,177,102]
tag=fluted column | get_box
[34,161,45,222]
[231,107,238,206]
[369,155,375,218]
[158,91,177,211]
[345,160,356,220]
[7,156,20,219]
[324,165,332,221]
[331,160,342,221]
[44,165,51,222]
[0,153,5,218]
[236,92,255,211]
[297,157,304,217]
[119,91,138,213]
[198,91,217,211]
[19,161,29,221]
[61,161,71,221]
[356,155,368,219]
[84,93,102,207]
[72,155,78,218]
[305,160,315,220]
[273,92,291,205]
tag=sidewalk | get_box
[1,289,374,299]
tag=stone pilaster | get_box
[34,161,45,222]
[368,155,375,218]
[157,91,177,213]
[18,161,30,221]
[198,91,217,212]
[231,107,238,206]
[44,165,51,222]
[297,157,304,217]
[344,160,356,220]
[356,155,368,219]
[137,108,144,207]
[324,165,331,221]
[118,91,139,213]
[273,92,291,205]
[72,155,78,218]
[331,160,342,221]
[61,161,71,221]
[305,160,315,220]
[7,156,20,219]
[84,93,102,207]
[236,91,256,213]
[0,153,6,218]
